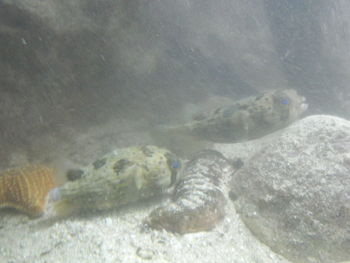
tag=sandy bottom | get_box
[0,200,290,263]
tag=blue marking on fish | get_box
[171,161,181,169]
[281,98,289,105]
[48,187,61,202]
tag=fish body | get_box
[161,89,308,144]
[50,145,181,216]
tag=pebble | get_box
[136,247,154,260]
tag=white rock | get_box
[229,115,350,263]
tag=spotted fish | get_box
[155,89,308,146]
[49,145,181,216]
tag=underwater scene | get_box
[0,1,349,263]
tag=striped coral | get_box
[0,165,56,217]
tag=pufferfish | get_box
[154,89,308,146]
[49,145,181,216]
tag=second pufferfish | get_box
[49,145,181,217]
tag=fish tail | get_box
[149,124,212,156]
[53,199,76,217]
[48,187,76,217]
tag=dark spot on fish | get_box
[193,113,205,121]
[223,105,238,118]
[214,108,221,115]
[229,190,238,201]
[255,95,263,101]
[248,108,255,114]
[231,158,244,169]
[142,164,150,172]
[93,158,106,169]
[165,152,181,186]
[140,146,153,157]
[238,104,248,110]
[66,169,84,181]
[113,159,132,175]
[343,156,350,168]
[208,118,216,123]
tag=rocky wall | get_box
[1,0,350,165]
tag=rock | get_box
[146,150,231,234]
[230,115,350,263]
[135,247,154,260]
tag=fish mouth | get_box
[300,97,308,112]
[300,102,308,112]
[48,187,61,202]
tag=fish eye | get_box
[171,161,181,169]
[281,98,289,105]
[169,161,180,186]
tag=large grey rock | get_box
[230,115,350,263]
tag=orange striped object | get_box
[0,165,56,217]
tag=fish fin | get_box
[131,166,144,190]
[52,199,76,218]
[149,124,212,157]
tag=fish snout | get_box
[48,187,61,202]
[300,96,308,112]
